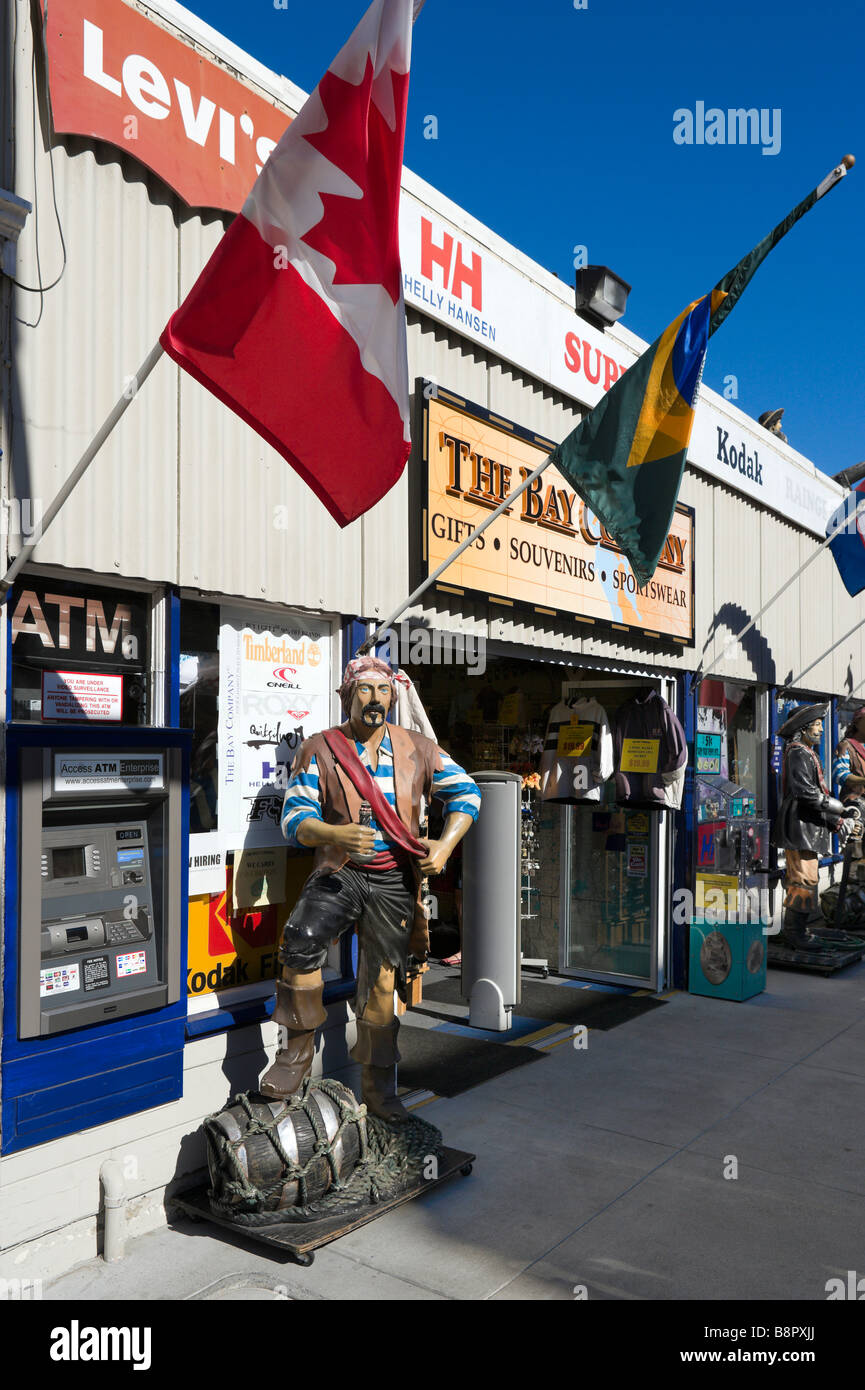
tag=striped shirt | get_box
[281,728,481,869]
[833,747,852,797]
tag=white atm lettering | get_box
[11,589,134,656]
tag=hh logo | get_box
[421,217,482,311]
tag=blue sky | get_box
[183,0,864,479]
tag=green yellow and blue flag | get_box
[552,157,853,586]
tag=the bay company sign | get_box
[423,388,695,645]
[45,0,841,537]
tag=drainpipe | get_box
[100,1159,127,1263]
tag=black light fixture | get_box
[832,460,865,490]
[574,264,632,330]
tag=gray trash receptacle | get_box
[462,771,522,1030]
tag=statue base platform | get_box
[768,940,865,975]
[173,1141,475,1266]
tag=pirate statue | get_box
[772,703,861,950]
[259,656,480,1122]
[832,706,865,880]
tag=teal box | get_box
[688,918,767,1000]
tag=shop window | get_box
[180,603,220,834]
[179,599,340,1019]
[9,577,150,724]
[698,679,765,813]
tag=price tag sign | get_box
[696,732,722,774]
[620,738,660,773]
[557,722,592,757]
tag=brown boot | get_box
[351,1017,409,1123]
[259,978,327,1099]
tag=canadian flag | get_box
[160,0,413,527]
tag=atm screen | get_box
[51,846,86,880]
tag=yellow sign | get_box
[187,857,313,997]
[620,738,660,773]
[425,391,694,642]
[695,873,740,919]
[557,722,592,757]
[627,811,650,834]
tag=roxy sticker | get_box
[40,964,80,996]
[115,950,147,978]
[619,738,660,773]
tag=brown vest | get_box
[290,722,443,875]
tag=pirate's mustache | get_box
[360,702,387,723]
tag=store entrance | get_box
[559,680,672,989]
[402,651,674,991]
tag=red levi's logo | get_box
[39,0,291,212]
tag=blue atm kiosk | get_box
[2,725,190,1154]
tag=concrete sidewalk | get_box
[43,960,865,1301]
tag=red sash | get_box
[322,729,427,859]
[846,737,865,771]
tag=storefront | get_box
[1,0,862,1279]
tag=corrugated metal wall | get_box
[7,11,861,700]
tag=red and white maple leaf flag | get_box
[159,0,413,527]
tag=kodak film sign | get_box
[423,388,695,644]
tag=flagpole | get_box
[779,614,865,696]
[357,444,558,655]
[688,495,865,692]
[0,341,165,597]
[709,155,855,336]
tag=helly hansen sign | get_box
[39,0,290,212]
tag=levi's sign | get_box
[40,0,290,212]
[423,388,694,644]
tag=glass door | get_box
[558,676,674,989]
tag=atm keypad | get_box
[106,919,148,945]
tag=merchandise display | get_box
[613,688,688,810]
[539,696,613,804]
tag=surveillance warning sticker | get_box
[40,964,81,996]
[115,951,147,978]
[82,955,111,992]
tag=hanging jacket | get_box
[613,688,687,810]
[540,696,613,803]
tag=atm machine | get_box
[2,727,189,1153]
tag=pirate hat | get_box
[758,408,785,432]
[778,702,829,740]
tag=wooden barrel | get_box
[205,1081,366,1213]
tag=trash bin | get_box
[462,771,522,1030]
